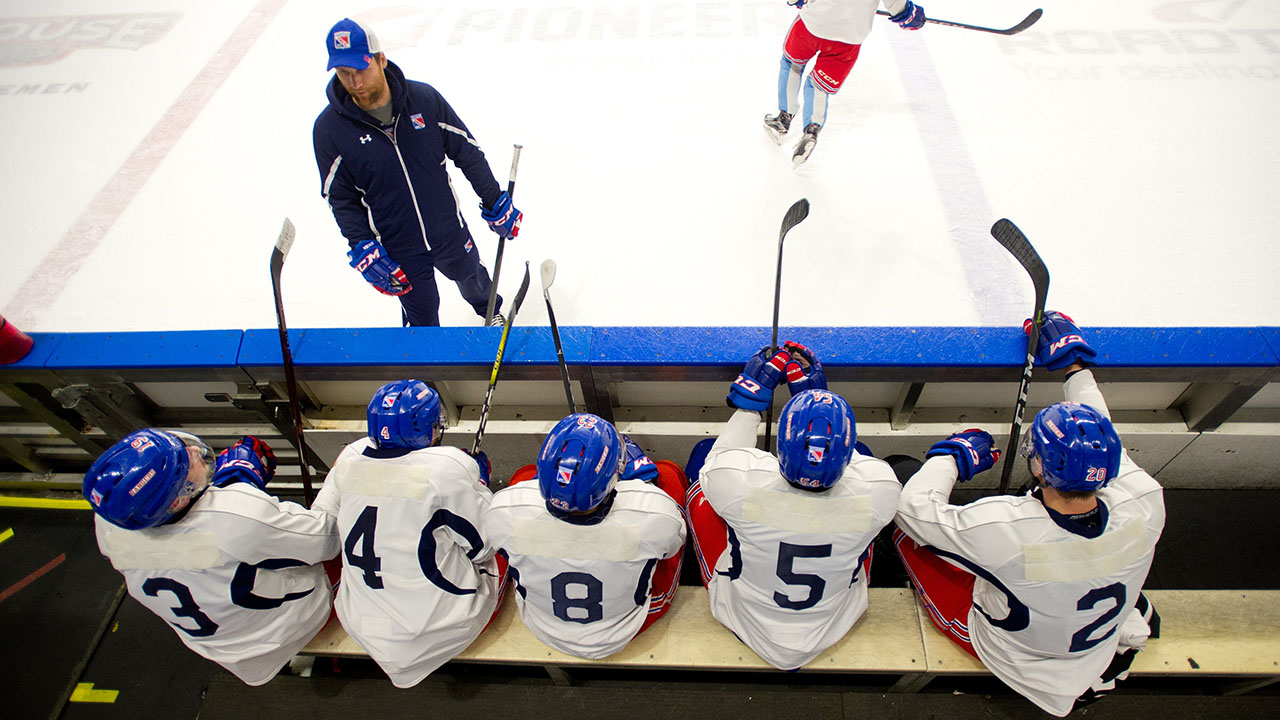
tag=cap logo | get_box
[1045,419,1065,439]
[334,31,351,49]
[129,469,156,496]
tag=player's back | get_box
[94,484,337,685]
[700,448,901,670]
[314,439,500,686]
[900,453,1165,713]
[485,480,685,659]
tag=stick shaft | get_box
[485,144,523,324]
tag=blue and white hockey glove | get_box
[782,340,827,394]
[468,450,491,487]
[926,429,1000,483]
[348,239,411,296]
[620,435,659,482]
[787,0,807,9]
[727,346,790,412]
[889,1,926,30]
[212,436,277,490]
[480,191,522,240]
[1026,310,1097,371]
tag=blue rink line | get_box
[3,327,1276,373]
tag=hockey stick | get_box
[472,262,532,455]
[484,144,523,325]
[540,259,575,414]
[876,8,1043,36]
[991,218,1050,495]
[269,218,316,505]
[762,198,811,452]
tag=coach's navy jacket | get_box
[313,61,502,260]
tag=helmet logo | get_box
[90,488,103,506]
[557,467,573,486]
[807,446,824,463]
[129,469,156,496]
[382,392,399,408]
[1045,418,1065,439]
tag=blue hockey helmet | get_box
[83,429,215,530]
[367,379,443,450]
[536,413,624,514]
[1020,402,1121,492]
[777,390,856,490]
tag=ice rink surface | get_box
[2,0,1277,332]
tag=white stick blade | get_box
[540,259,557,292]
[276,218,296,258]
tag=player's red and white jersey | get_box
[799,0,909,45]
[95,484,338,686]
[484,480,685,659]
[699,410,902,670]
[896,370,1166,716]
[312,439,501,688]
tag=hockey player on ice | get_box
[311,380,507,688]
[766,0,926,166]
[893,312,1165,716]
[84,431,339,685]
[484,414,687,659]
[684,342,901,670]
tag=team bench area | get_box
[301,588,1280,694]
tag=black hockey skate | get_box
[791,123,821,167]
[763,110,793,144]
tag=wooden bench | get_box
[301,588,1280,692]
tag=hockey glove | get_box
[889,1,926,30]
[348,239,412,296]
[782,340,827,394]
[468,450,491,487]
[787,0,807,9]
[480,191,522,240]
[620,435,659,482]
[727,346,791,412]
[212,436,277,490]
[1026,310,1097,371]
[926,429,1000,483]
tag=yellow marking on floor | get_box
[70,683,118,703]
[0,528,13,545]
[0,496,91,510]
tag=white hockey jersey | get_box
[484,479,686,659]
[311,439,501,688]
[95,484,338,686]
[700,409,902,671]
[798,0,909,45]
[896,369,1166,716]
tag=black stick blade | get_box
[779,198,810,242]
[991,219,1049,319]
[508,262,532,326]
[1005,9,1043,35]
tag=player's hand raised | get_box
[1027,310,1097,371]
[727,346,790,412]
[782,340,826,394]
[212,436,277,490]
[926,429,1000,483]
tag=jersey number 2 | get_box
[1070,582,1127,653]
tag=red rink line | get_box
[3,0,288,328]
[0,553,67,604]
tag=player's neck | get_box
[1040,485,1098,515]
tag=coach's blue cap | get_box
[326,18,382,71]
